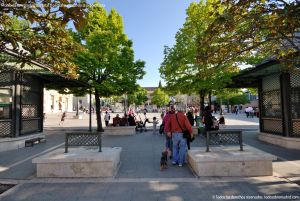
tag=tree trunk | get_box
[199,90,205,117]
[95,88,104,132]
[227,99,230,113]
[208,91,212,107]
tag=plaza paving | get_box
[0,112,299,201]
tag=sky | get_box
[89,0,196,87]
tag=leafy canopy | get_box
[0,0,87,77]
[127,86,148,106]
[202,0,300,69]
[160,0,238,97]
[74,3,145,97]
[151,88,170,108]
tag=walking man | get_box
[165,106,193,167]
[104,111,110,127]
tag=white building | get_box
[43,89,74,113]
[43,89,94,113]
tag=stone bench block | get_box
[259,132,300,150]
[0,133,45,152]
[32,147,122,178]
[104,126,136,135]
[187,146,276,177]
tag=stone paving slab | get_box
[1,177,299,201]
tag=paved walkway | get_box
[0,113,299,201]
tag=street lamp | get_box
[88,80,93,132]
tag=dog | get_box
[160,151,168,171]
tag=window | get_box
[291,88,300,119]
[0,88,12,119]
[262,90,282,118]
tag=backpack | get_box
[159,124,164,134]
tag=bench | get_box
[25,137,45,147]
[104,126,136,135]
[206,129,243,152]
[65,132,102,153]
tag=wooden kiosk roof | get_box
[0,49,88,87]
[231,59,281,88]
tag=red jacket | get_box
[165,112,193,135]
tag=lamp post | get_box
[76,96,79,116]
[88,80,93,132]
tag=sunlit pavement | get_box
[0,112,299,201]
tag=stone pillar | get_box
[13,71,22,137]
[258,79,264,132]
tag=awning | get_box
[230,60,281,88]
[0,49,88,88]
[31,72,89,88]
[0,49,51,72]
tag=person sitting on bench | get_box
[128,114,136,126]
[119,114,129,126]
[112,114,121,126]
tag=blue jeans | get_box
[172,133,187,165]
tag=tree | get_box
[160,0,238,115]
[0,0,87,77]
[127,86,148,107]
[73,3,145,131]
[202,0,300,70]
[228,94,249,106]
[151,88,169,108]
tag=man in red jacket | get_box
[165,107,193,167]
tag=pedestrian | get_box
[149,117,159,134]
[235,105,239,115]
[59,112,66,126]
[165,106,193,167]
[187,110,194,126]
[104,111,110,127]
[163,108,173,159]
[245,106,249,117]
[202,106,213,137]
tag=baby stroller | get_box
[135,118,149,132]
[211,116,219,130]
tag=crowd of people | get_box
[103,103,263,169]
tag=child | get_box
[219,115,226,129]
[151,117,159,134]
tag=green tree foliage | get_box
[0,0,87,77]
[216,89,250,105]
[160,0,238,114]
[127,86,148,106]
[228,94,249,105]
[151,88,169,108]
[73,3,145,131]
[203,0,300,70]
